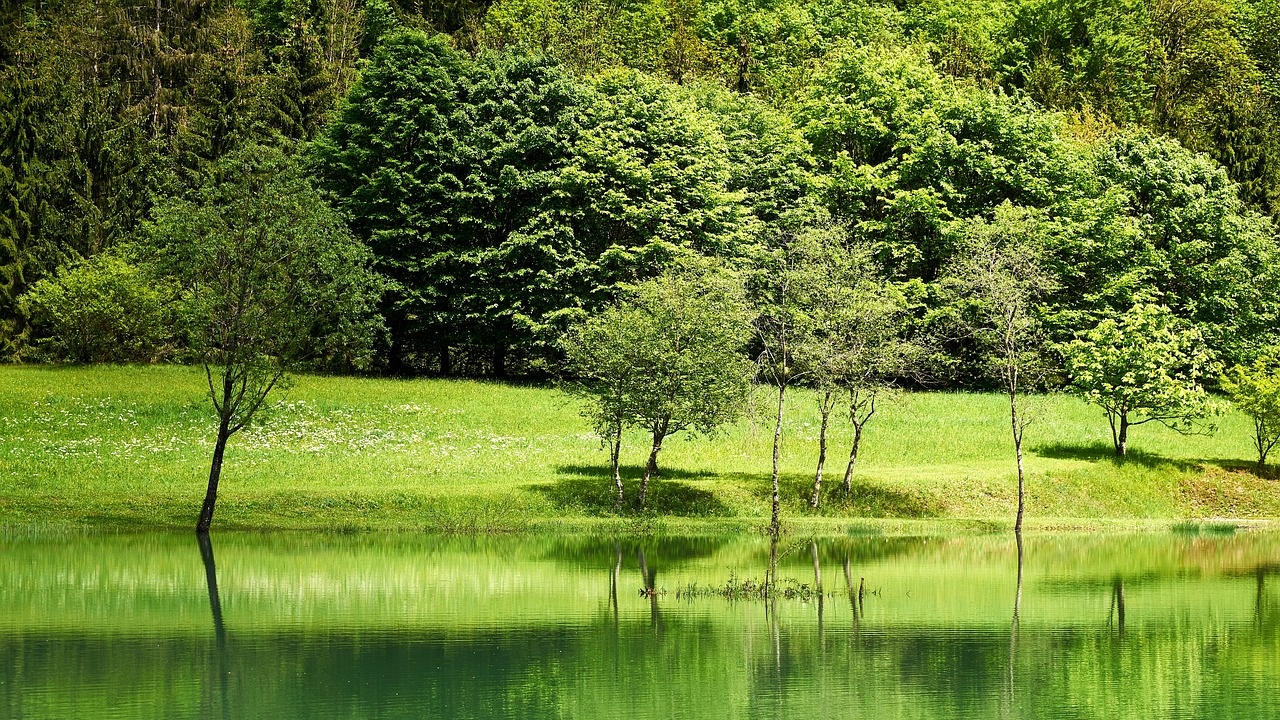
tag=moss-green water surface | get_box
[2,530,1279,719]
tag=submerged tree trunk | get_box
[1112,577,1126,637]
[843,554,860,621]
[198,532,230,720]
[1013,530,1024,622]
[196,417,232,534]
[770,383,786,536]
[610,421,624,511]
[638,547,660,630]
[811,390,834,509]
[811,541,824,636]
[198,532,226,643]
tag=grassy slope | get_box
[0,364,1277,532]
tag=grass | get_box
[1,364,1278,533]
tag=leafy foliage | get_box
[6,0,1280,406]
[1062,303,1220,456]
[1221,348,1280,469]
[151,146,385,376]
[313,33,745,373]
[561,261,753,508]
[21,254,175,363]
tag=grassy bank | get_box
[0,365,1277,533]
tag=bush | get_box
[20,254,175,363]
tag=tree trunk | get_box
[638,429,665,510]
[438,346,451,376]
[1009,389,1026,535]
[196,418,231,534]
[492,343,507,378]
[611,421,624,511]
[770,383,786,537]
[1256,418,1268,470]
[1116,415,1129,457]
[843,424,863,495]
[811,391,833,509]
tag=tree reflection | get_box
[1251,563,1280,633]
[638,547,662,632]
[197,533,230,720]
[609,540,621,621]
[1109,576,1126,638]
[843,554,863,623]
[1002,531,1025,720]
[811,541,824,642]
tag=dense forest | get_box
[3,0,1279,380]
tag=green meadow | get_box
[1,365,1277,533]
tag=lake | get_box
[2,529,1278,719]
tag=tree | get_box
[312,37,745,374]
[799,230,918,508]
[997,0,1155,123]
[945,204,1058,534]
[1087,132,1280,366]
[560,311,641,510]
[1062,303,1218,457]
[1222,348,1280,471]
[797,46,1072,284]
[753,223,827,534]
[146,146,384,533]
[562,262,753,510]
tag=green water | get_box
[2,530,1278,719]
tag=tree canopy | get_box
[4,0,1279,390]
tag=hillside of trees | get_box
[3,0,1279,381]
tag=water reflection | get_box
[2,531,1280,720]
[196,534,230,720]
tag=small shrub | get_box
[21,254,176,363]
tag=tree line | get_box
[4,0,1280,531]
[5,1,1279,376]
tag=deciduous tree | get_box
[1222,348,1280,471]
[562,261,753,510]
[1062,303,1219,457]
[147,146,384,533]
[799,229,918,508]
[945,204,1058,534]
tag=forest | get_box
[3,0,1279,381]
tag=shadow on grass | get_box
[1209,460,1280,480]
[1033,441,1200,471]
[724,471,944,519]
[555,464,718,481]
[534,471,730,517]
[1036,441,1280,481]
